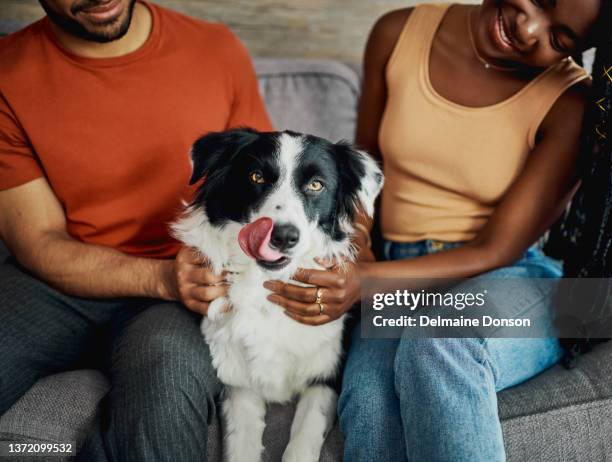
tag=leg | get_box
[394,250,564,462]
[337,320,405,462]
[80,302,222,462]
[283,385,337,462]
[395,337,505,462]
[0,260,121,415]
[394,336,562,462]
[223,386,267,462]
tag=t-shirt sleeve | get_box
[0,93,43,190]
[224,33,274,132]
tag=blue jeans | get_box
[338,239,564,462]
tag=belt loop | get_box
[430,240,445,251]
[382,240,393,261]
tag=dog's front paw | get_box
[207,297,232,322]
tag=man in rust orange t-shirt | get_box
[0,0,272,460]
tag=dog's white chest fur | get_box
[203,266,344,403]
[174,212,346,401]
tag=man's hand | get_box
[162,246,228,316]
[264,258,362,326]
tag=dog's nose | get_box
[270,224,300,251]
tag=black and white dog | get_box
[173,128,383,462]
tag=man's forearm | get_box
[16,231,176,300]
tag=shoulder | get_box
[154,4,252,73]
[365,8,414,65]
[370,8,415,43]
[0,20,46,77]
[154,3,242,52]
[539,78,590,140]
[0,20,43,52]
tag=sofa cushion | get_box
[2,342,611,461]
[498,341,612,461]
[499,339,612,419]
[0,370,108,444]
[0,372,341,462]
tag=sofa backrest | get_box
[254,58,360,142]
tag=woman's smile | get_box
[476,0,600,69]
[490,6,519,54]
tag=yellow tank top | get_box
[379,3,589,243]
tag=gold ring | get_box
[319,302,325,315]
[315,287,323,305]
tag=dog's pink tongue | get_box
[238,217,284,262]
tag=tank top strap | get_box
[386,3,451,80]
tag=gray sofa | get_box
[1,20,612,462]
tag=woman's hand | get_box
[160,246,228,316]
[264,258,362,326]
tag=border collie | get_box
[173,128,383,462]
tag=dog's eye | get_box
[306,180,324,192]
[249,171,266,184]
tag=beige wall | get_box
[0,0,475,62]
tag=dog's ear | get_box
[189,128,259,185]
[333,142,384,220]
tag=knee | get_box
[338,361,396,432]
[112,332,221,414]
[0,345,44,415]
[394,337,488,389]
[0,367,39,416]
[101,341,218,461]
[338,358,406,461]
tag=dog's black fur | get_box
[189,128,381,242]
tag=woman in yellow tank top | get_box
[263,1,610,460]
[337,2,606,461]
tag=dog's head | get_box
[181,128,383,274]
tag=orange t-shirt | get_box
[0,2,273,258]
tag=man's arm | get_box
[0,177,179,299]
[0,177,227,312]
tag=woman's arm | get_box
[363,83,588,280]
[266,83,587,325]
[355,8,412,158]
[352,8,414,248]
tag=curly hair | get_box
[547,1,612,366]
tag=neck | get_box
[49,2,152,59]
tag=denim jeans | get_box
[338,239,564,462]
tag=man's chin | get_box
[39,0,136,43]
[78,20,130,43]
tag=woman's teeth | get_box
[498,11,512,46]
